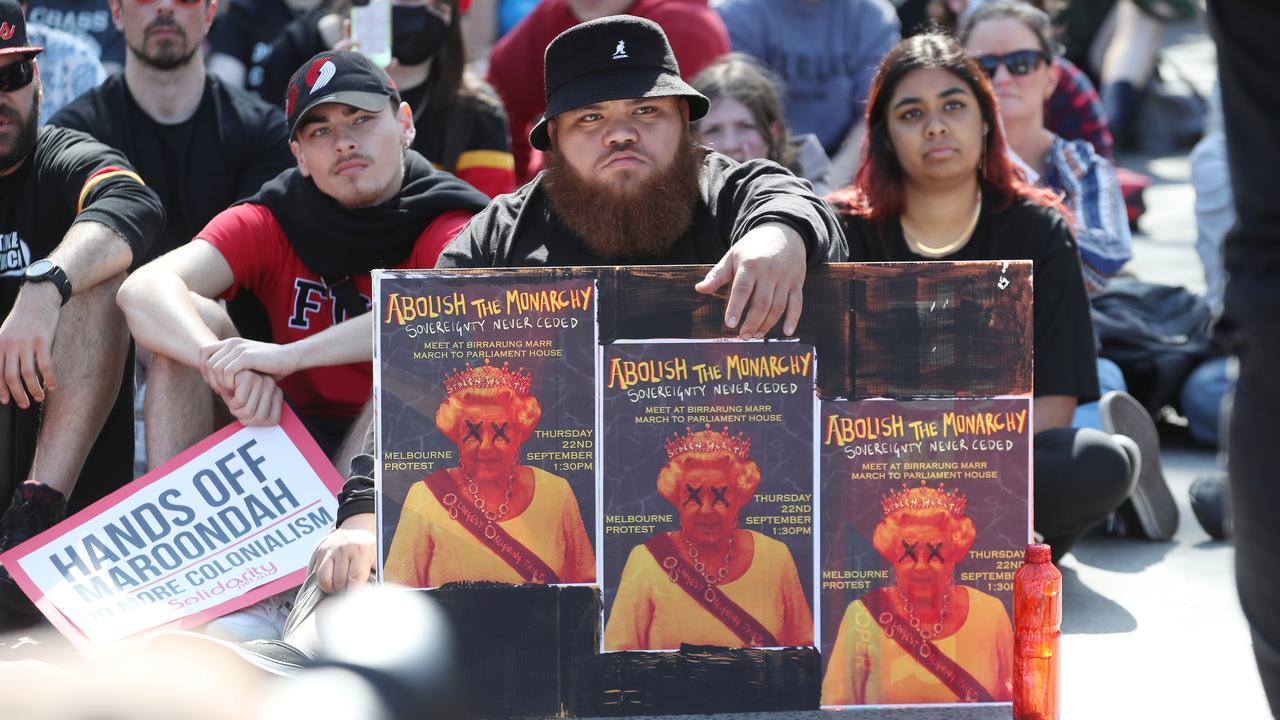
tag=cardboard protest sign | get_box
[375,271,599,588]
[0,407,342,649]
[817,398,1032,707]
[600,339,817,651]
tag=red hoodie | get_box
[487,0,730,183]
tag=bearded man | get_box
[443,15,844,336]
[0,0,164,622]
[265,17,843,656]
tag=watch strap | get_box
[23,263,73,306]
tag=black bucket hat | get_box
[529,15,709,151]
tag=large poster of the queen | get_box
[818,398,1031,707]
[374,272,599,588]
[600,339,817,652]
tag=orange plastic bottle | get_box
[1013,543,1061,720]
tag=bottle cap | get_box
[1024,543,1052,564]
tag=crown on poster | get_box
[664,424,752,461]
[444,358,533,397]
[881,480,968,517]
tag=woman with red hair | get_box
[827,33,1133,563]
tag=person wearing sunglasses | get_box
[961,2,1181,543]
[961,1,1130,297]
[0,0,164,623]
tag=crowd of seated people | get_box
[0,0,1233,686]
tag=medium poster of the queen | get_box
[599,339,817,652]
[374,271,599,589]
[818,397,1031,708]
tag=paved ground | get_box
[1056,18,1272,720]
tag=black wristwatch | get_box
[21,259,73,306]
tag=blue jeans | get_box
[1073,357,1128,430]
[1180,356,1235,447]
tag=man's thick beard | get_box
[542,133,705,261]
[0,91,40,173]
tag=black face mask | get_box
[391,4,449,66]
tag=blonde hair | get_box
[656,451,762,507]
[872,507,977,562]
[435,386,542,445]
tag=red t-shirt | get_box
[199,203,474,418]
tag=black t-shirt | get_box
[0,128,163,507]
[256,7,327,108]
[840,188,1099,401]
[209,0,300,96]
[50,74,295,259]
[438,151,846,268]
[401,80,511,174]
[0,126,162,313]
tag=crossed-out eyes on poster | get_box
[375,272,599,588]
[0,408,343,650]
[600,339,816,652]
[818,398,1031,707]
[374,264,1033,709]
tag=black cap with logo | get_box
[0,0,43,58]
[529,15,709,151]
[284,50,401,137]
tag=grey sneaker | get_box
[1100,391,1179,541]
[1189,472,1231,540]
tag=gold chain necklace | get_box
[901,189,983,258]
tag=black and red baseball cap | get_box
[284,50,401,137]
[0,0,43,58]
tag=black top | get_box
[209,0,300,96]
[401,81,512,173]
[255,7,327,108]
[439,151,846,268]
[841,188,1099,401]
[50,74,295,260]
[0,127,163,313]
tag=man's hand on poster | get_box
[314,512,377,593]
[0,283,61,408]
[200,337,300,391]
[695,222,807,339]
[219,369,284,427]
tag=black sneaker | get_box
[1099,391,1179,541]
[0,483,68,621]
[1189,473,1232,540]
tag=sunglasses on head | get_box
[975,49,1048,78]
[0,60,34,93]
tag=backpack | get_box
[1091,279,1222,414]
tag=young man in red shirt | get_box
[117,51,489,470]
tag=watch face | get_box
[24,259,53,278]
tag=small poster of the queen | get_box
[374,272,599,589]
[600,339,816,652]
[818,397,1031,708]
